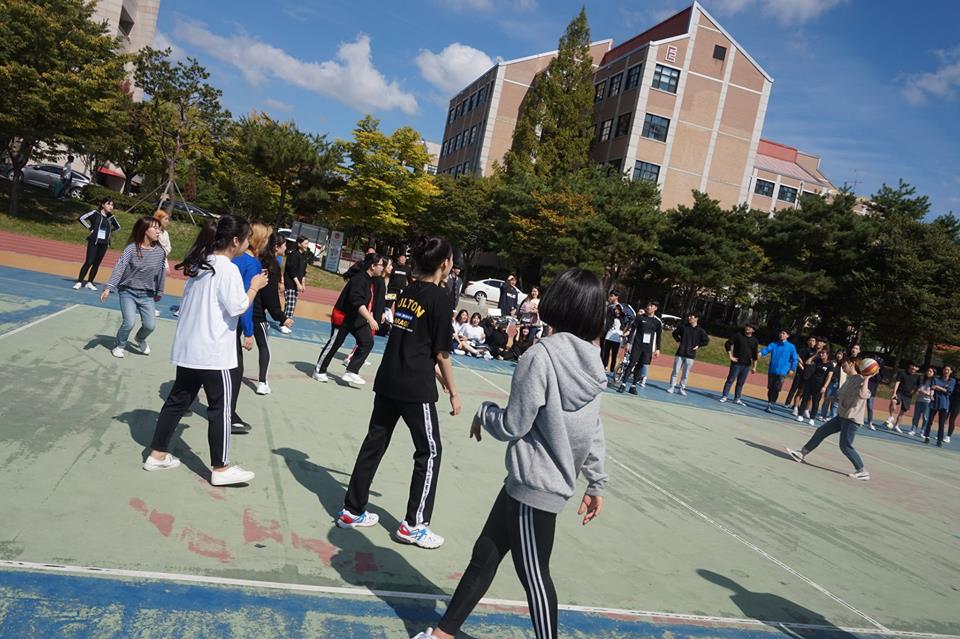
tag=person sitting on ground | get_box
[483,316,510,360]
[457,312,492,359]
[509,325,537,361]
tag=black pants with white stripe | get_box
[438,488,558,638]
[254,320,270,383]
[314,322,373,375]
[150,366,232,467]
[343,394,442,527]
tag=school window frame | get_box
[448,108,455,123]
[778,185,799,203]
[641,113,670,142]
[625,64,643,90]
[633,160,660,183]
[614,112,632,137]
[652,64,681,93]
[754,178,775,197]
[599,119,613,142]
[463,160,471,175]
[594,81,606,103]
[607,73,623,98]
[713,45,727,61]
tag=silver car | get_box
[7,163,91,198]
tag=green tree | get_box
[0,0,127,214]
[503,8,595,180]
[134,47,228,208]
[332,115,438,241]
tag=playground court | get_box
[0,264,957,639]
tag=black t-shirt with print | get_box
[374,280,452,403]
[896,371,920,397]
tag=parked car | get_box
[660,314,682,330]
[169,200,218,219]
[278,227,324,261]
[6,164,91,198]
[463,278,528,306]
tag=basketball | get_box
[859,357,880,376]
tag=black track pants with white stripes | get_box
[150,366,232,467]
[315,322,374,375]
[438,488,558,639]
[343,394,442,527]
[254,321,270,383]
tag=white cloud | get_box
[706,0,845,25]
[263,98,293,113]
[438,0,537,12]
[415,43,498,95]
[174,19,418,115]
[152,30,185,61]
[901,47,960,105]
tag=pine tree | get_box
[504,8,595,180]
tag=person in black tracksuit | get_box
[74,198,121,290]
[282,237,309,332]
[720,324,759,404]
[786,336,817,409]
[336,236,460,550]
[312,253,384,384]
[388,253,410,296]
[667,313,710,395]
[618,301,663,394]
[797,348,832,424]
[253,234,293,394]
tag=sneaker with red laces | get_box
[395,522,444,549]
[336,509,380,529]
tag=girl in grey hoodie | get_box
[413,268,608,639]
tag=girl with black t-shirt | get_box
[336,237,460,550]
[253,233,293,395]
[798,349,832,426]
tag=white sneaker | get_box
[868,423,877,431]
[666,386,675,394]
[849,469,870,481]
[945,436,952,444]
[453,349,465,355]
[336,509,380,529]
[719,396,728,403]
[111,346,125,358]
[792,406,799,417]
[678,388,687,397]
[342,372,366,385]
[312,371,328,383]
[84,282,97,291]
[136,340,150,355]
[279,325,292,334]
[734,399,746,406]
[410,629,434,639]
[210,465,255,486]
[482,352,493,360]
[143,453,181,471]
[173,309,179,317]
[640,377,647,388]
[796,415,804,422]
[907,429,917,436]
[803,410,810,419]
[808,418,815,426]
[786,447,805,463]
[154,309,160,317]
[893,425,904,434]
[255,382,271,395]
[395,522,444,549]
[72,281,82,290]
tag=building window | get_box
[426,164,438,175]
[615,112,631,137]
[641,113,670,142]
[469,125,478,144]
[441,141,448,157]
[652,64,680,93]
[633,160,660,183]
[477,86,485,103]
[625,64,642,90]
[448,108,454,123]
[713,45,727,61]
[598,119,613,142]
[456,133,464,150]
[802,191,817,199]
[608,73,623,98]
[754,179,774,197]
[463,160,471,174]
[468,94,475,111]
[778,185,798,203]
[594,81,606,103]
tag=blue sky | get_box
[154,0,960,216]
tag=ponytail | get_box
[176,215,251,277]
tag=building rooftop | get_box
[756,139,833,188]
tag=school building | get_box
[436,1,836,212]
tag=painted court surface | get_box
[0,265,957,639]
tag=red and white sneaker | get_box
[336,509,379,529]
[395,522,444,549]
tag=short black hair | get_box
[646,300,660,307]
[779,328,791,335]
[744,322,756,329]
[540,268,605,342]
[296,235,308,244]
[67,155,74,161]
[99,197,114,206]
[686,311,699,318]
[608,289,620,298]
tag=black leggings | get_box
[601,339,620,372]
[254,320,270,383]
[925,408,950,443]
[151,366,232,467]
[77,240,108,283]
[800,379,825,416]
[438,489,557,638]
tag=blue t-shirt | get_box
[232,252,261,337]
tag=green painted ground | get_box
[0,300,958,637]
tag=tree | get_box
[332,116,438,241]
[134,47,228,208]
[0,0,127,214]
[503,8,595,180]
[236,113,339,227]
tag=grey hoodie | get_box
[476,332,608,514]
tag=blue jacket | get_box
[760,339,798,376]
[232,252,261,337]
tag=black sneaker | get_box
[617,384,626,393]
[231,420,252,434]
[628,386,638,395]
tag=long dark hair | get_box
[127,216,159,258]
[260,232,283,275]
[176,215,251,278]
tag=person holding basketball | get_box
[787,354,876,481]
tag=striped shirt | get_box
[105,243,167,294]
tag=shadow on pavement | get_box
[698,569,861,638]
[114,408,210,481]
[735,438,850,477]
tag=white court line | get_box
[455,362,893,634]
[1,560,955,638]
[0,304,78,339]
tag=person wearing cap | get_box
[719,323,759,405]
[498,274,520,317]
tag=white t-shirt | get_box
[170,254,249,370]
[605,318,622,343]
[459,323,485,343]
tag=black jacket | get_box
[254,262,285,323]
[79,210,121,245]
[284,250,307,288]
[334,270,375,328]
[629,314,664,352]
[447,272,463,312]
[725,332,759,365]
[498,282,519,315]
[672,324,710,359]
